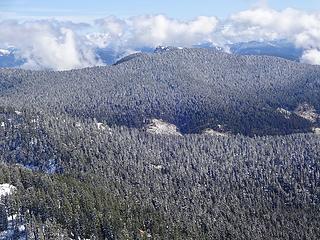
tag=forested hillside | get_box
[0,48,320,239]
[1,48,319,136]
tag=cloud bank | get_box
[0,20,99,70]
[1,7,320,70]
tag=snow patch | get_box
[96,122,106,130]
[312,128,320,135]
[18,225,25,232]
[95,122,112,134]
[14,111,22,115]
[154,46,183,53]
[0,49,10,56]
[294,103,319,123]
[46,159,57,174]
[150,164,164,170]
[146,119,182,136]
[0,184,16,198]
[93,119,112,132]
[202,128,228,137]
[276,108,292,119]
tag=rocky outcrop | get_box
[145,119,182,136]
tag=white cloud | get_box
[301,49,320,65]
[223,8,320,42]
[127,15,218,47]
[0,15,219,70]
[2,7,320,68]
[94,15,218,48]
[0,20,100,70]
[86,16,127,49]
[223,7,320,64]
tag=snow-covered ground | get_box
[202,128,228,137]
[276,107,292,119]
[294,103,319,123]
[0,184,16,198]
[146,119,182,136]
[0,184,26,240]
[313,128,320,135]
[0,214,26,240]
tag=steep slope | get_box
[0,48,320,136]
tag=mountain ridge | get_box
[0,40,306,69]
[1,48,319,136]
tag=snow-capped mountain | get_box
[0,48,25,68]
[0,49,10,56]
[97,41,304,65]
[228,40,303,62]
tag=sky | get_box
[1,0,320,70]
[1,0,320,20]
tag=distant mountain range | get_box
[0,48,25,68]
[0,40,304,69]
[227,40,303,62]
[96,40,304,66]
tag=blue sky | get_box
[2,0,320,19]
